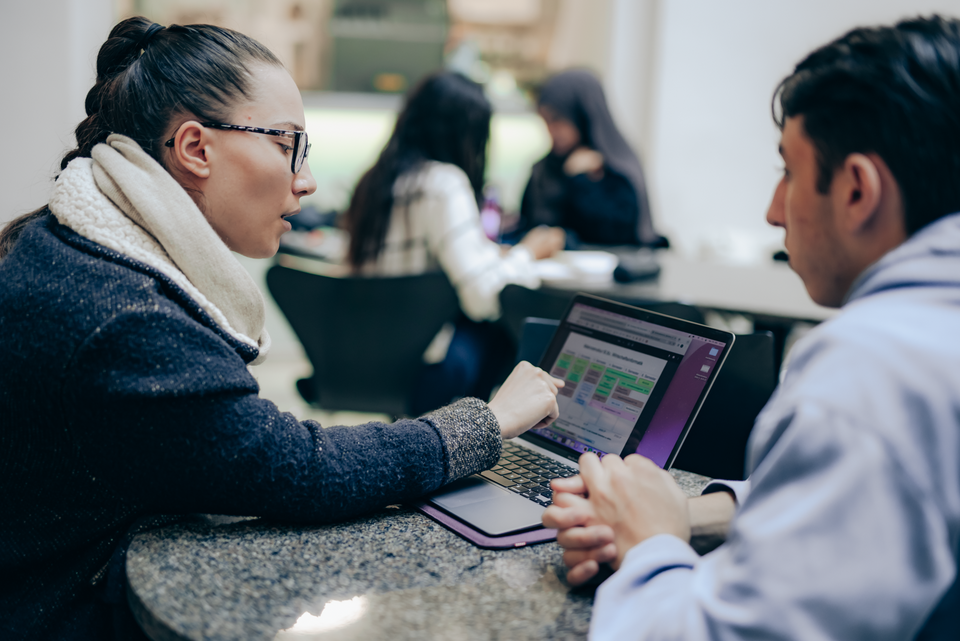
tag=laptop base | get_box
[412,501,558,549]
[427,475,546,536]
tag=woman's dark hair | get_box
[774,14,960,236]
[0,16,280,258]
[342,71,492,268]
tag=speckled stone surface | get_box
[126,469,711,641]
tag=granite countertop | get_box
[126,469,711,641]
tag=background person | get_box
[341,71,565,415]
[0,19,562,640]
[516,69,665,248]
[544,15,960,640]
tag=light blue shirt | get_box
[591,213,960,640]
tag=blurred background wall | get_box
[4,0,960,263]
[0,0,113,229]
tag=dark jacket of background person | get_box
[519,69,662,246]
[0,214,500,640]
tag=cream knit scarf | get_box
[49,134,271,364]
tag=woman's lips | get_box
[280,210,299,231]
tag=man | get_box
[543,15,960,640]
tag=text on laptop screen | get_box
[532,302,728,467]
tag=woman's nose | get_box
[295,162,317,197]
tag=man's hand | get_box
[543,475,617,585]
[547,472,738,584]
[544,453,692,583]
[577,453,691,567]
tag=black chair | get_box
[512,316,777,481]
[513,317,562,367]
[266,264,461,417]
[498,284,706,347]
[673,331,777,480]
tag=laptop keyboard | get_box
[479,440,579,506]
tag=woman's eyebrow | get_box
[272,121,304,132]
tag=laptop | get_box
[514,320,778,481]
[419,293,735,542]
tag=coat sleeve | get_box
[59,307,501,522]
[589,402,955,640]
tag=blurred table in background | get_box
[533,247,832,371]
[557,248,832,325]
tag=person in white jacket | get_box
[543,14,960,640]
[342,71,565,414]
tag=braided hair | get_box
[0,16,281,258]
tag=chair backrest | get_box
[499,284,705,347]
[266,264,461,416]
[513,316,776,481]
[674,331,777,480]
[513,317,561,367]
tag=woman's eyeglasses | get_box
[164,122,311,174]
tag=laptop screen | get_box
[526,296,733,468]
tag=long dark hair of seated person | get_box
[342,71,490,268]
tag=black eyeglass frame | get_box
[164,122,311,174]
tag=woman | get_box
[0,18,561,640]
[519,69,666,247]
[342,71,565,414]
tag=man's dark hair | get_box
[774,14,960,235]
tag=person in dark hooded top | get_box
[518,69,666,248]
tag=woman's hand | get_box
[563,147,604,178]
[487,361,564,439]
[519,226,566,259]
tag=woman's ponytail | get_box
[62,17,160,170]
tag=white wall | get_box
[604,0,960,262]
[603,0,660,167]
[0,0,114,226]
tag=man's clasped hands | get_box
[543,452,737,586]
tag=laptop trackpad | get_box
[429,476,546,537]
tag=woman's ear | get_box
[166,121,211,179]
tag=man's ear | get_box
[834,153,882,233]
[166,121,211,179]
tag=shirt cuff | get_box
[702,479,750,504]
[424,397,502,483]
[617,534,699,581]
